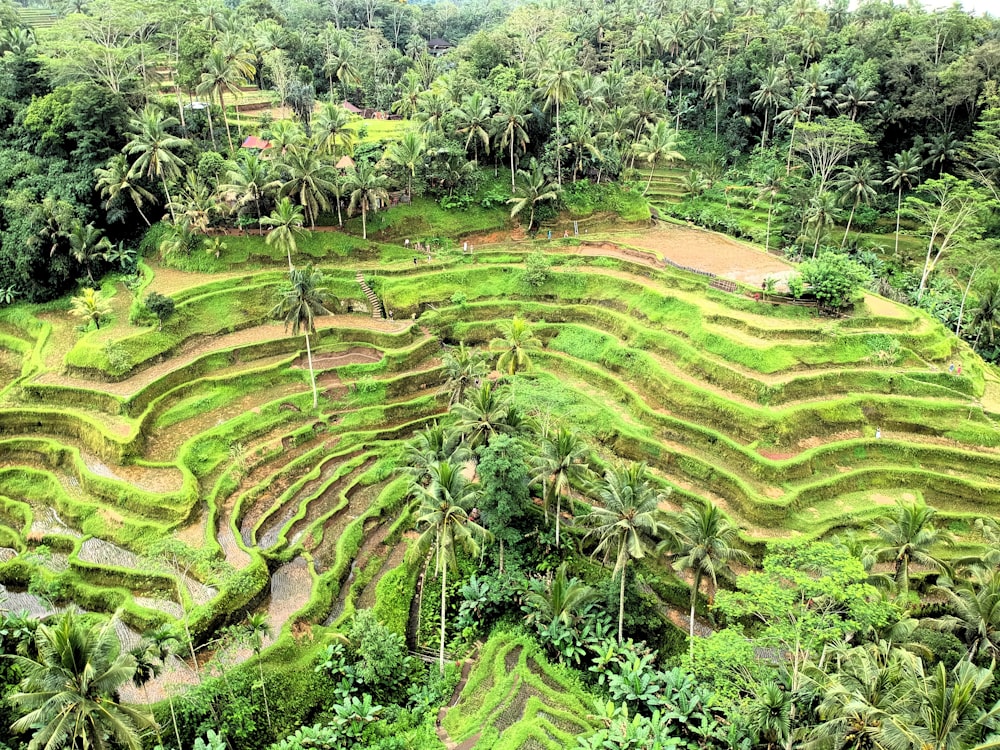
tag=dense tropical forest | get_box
[4,0,1000,748]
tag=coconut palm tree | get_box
[884,149,922,257]
[67,221,106,285]
[452,380,511,450]
[94,154,156,226]
[884,660,1000,750]
[413,460,491,672]
[634,121,685,196]
[70,288,112,330]
[564,112,604,183]
[580,462,670,643]
[928,570,1000,662]
[494,90,533,192]
[385,129,427,198]
[745,681,791,750]
[278,146,337,229]
[404,422,468,482]
[242,613,273,730]
[523,562,599,629]
[492,317,542,376]
[751,66,787,148]
[261,197,306,271]
[344,162,389,240]
[537,46,579,187]
[702,64,727,140]
[871,502,953,600]
[314,100,355,155]
[666,498,750,656]
[442,343,489,406]
[804,190,838,257]
[834,160,880,248]
[8,612,156,750]
[532,427,590,549]
[454,91,493,164]
[197,47,252,153]
[223,150,273,235]
[777,87,818,174]
[808,640,917,750]
[123,106,191,223]
[508,161,559,232]
[271,266,336,409]
[143,626,185,750]
[757,169,783,254]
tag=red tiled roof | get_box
[242,135,272,149]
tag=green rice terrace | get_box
[2,223,1000,747]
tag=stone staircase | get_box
[355,272,384,319]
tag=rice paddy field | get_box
[0,219,996,744]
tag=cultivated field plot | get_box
[0,229,995,696]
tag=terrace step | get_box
[355,271,385,319]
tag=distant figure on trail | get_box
[949,362,955,373]
[388,310,394,320]
[548,230,552,240]
[876,427,882,439]
[958,364,963,375]
[564,230,569,238]
[413,257,418,265]
[405,238,410,248]
[464,241,468,253]
[426,253,432,262]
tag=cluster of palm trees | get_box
[409,329,751,670]
[101,101,396,253]
[405,46,685,195]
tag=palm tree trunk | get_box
[894,188,902,257]
[645,166,655,196]
[689,569,701,660]
[785,124,797,174]
[715,99,720,140]
[162,174,176,223]
[257,655,272,729]
[169,693,183,750]
[555,99,562,188]
[439,559,447,674]
[761,109,769,148]
[306,332,318,409]
[206,103,217,149]
[617,562,626,645]
[136,202,152,227]
[555,491,561,548]
[361,204,367,239]
[510,139,516,193]
[765,195,774,253]
[841,201,857,248]
[220,89,234,153]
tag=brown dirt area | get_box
[617,225,796,287]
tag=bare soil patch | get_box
[294,346,382,369]
[618,225,796,286]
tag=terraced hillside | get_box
[0,228,997,700]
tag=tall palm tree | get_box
[751,66,787,148]
[871,502,953,599]
[634,121,684,196]
[804,190,838,257]
[442,343,488,406]
[777,86,817,174]
[67,221,106,285]
[242,613,272,730]
[452,380,511,450]
[537,46,579,187]
[580,463,669,644]
[8,612,156,750]
[261,197,306,271]
[123,106,191,223]
[385,129,427,198]
[144,626,185,750]
[278,147,337,229]
[344,162,389,240]
[197,47,251,153]
[666,498,750,656]
[314,100,356,155]
[564,112,604,183]
[404,422,468,481]
[523,562,599,629]
[454,91,493,164]
[495,91,533,192]
[492,317,542,376]
[508,161,559,232]
[94,155,156,226]
[757,169,783,254]
[413,460,491,672]
[271,266,336,409]
[884,149,922,257]
[532,428,589,548]
[702,64,728,140]
[833,160,880,248]
[223,150,273,235]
